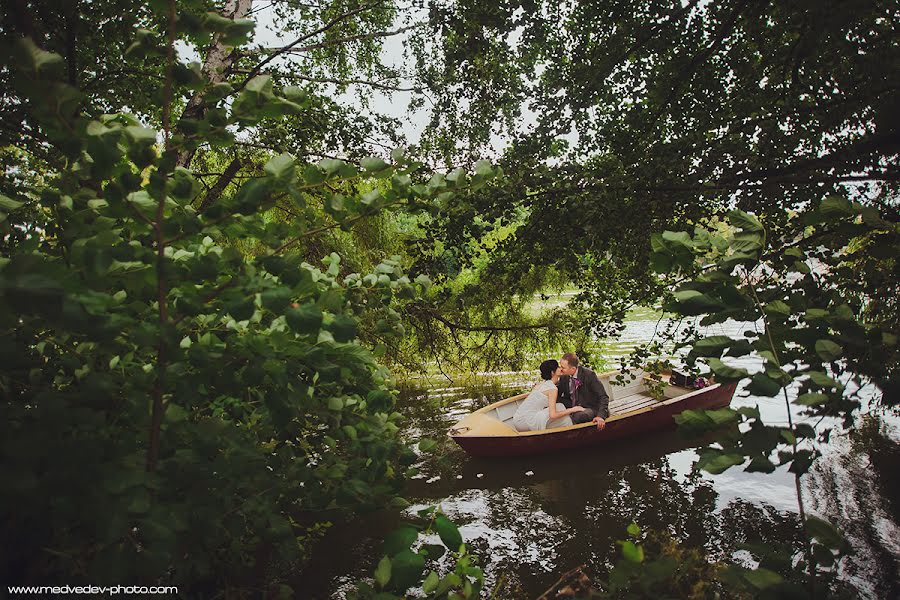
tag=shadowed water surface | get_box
[298,317,900,599]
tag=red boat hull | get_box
[450,382,737,458]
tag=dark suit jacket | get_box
[558,366,610,419]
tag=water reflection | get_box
[297,317,899,599]
[805,416,900,599]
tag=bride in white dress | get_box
[513,359,586,431]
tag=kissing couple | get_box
[512,352,610,432]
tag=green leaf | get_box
[328,397,343,411]
[764,300,791,316]
[361,156,390,172]
[649,251,673,273]
[422,544,446,560]
[221,18,255,46]
[807,371,838,389]
[794,423,816,439]
[446,167,466,185]
[806,515,845,551]
[742,567,783,589]
[261,287,292,312]
[16,37,65,76]
[731,232,763,253]
[698,452,744,474]
[318,158,346,175]
[233,178,273,213]
[418,438,437,452]
[737,405,761,420]
[781,429,796,444]
[650,233,667,254]
[620,540,644,563]
[674,409,715,435]
[745,456,776,473]
[435,515,463,552]
[788,449,815,474]
[264,153,295,182]
[328,314,357,343]
[746,373,782,397]
[303,164,326,184]
[423,571,440,594]
[384,526,418,557]
[361,190,381,206]
[173,61,204,88]
[815,339,843,361]
[374,556,391,588]
[0,194,24,211]
[764,362,792,386]
[795,392,828,406]
[706,407,740,425]
[124,126,157,145]
[286,304,322,335]
[389,549,426,592]
[661,230,693,248]
[706,358,749,381]
[225,297,255,321]
[390,497,410,509]
[245,74,272,94]
[626,522,641,537]
[724,339,753,357]
[474,159,493,176]
[671,290,725,315]
[820,195,854,218]
[691,335,734,357]
[728,209,764,232]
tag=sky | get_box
[252,3,433,149]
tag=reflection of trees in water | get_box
[396,384,523,480]
[372,387,899,599]
[805,415,900,599]
[458,452,895,599]
[449,458,723,597]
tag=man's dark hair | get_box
[561,352,579,367]
[539,359,559,380]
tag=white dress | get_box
[512,379,573,432]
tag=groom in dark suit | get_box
[558,352,609,430]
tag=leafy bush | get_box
[0,15,500,596]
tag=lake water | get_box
[298,316,900,599]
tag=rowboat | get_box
[448,370,738,458]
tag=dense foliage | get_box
[400,0,898,371]
[1,0,897,597]
[0,2,501,595]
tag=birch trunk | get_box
[176,0,253,168]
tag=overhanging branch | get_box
[234,1,383,93]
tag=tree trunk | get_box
[176,0,253,168]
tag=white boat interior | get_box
[475,370,696,434]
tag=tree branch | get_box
[273,73,421,92]
[522,171,900,201]
[65,0,80,86]
[198,156,243,211]
[277,24,419,56]
[234,1,383,93]
[407,302,553,332]
[647,0,756,130]
[148,0,178,474]
[273,197,407,254]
